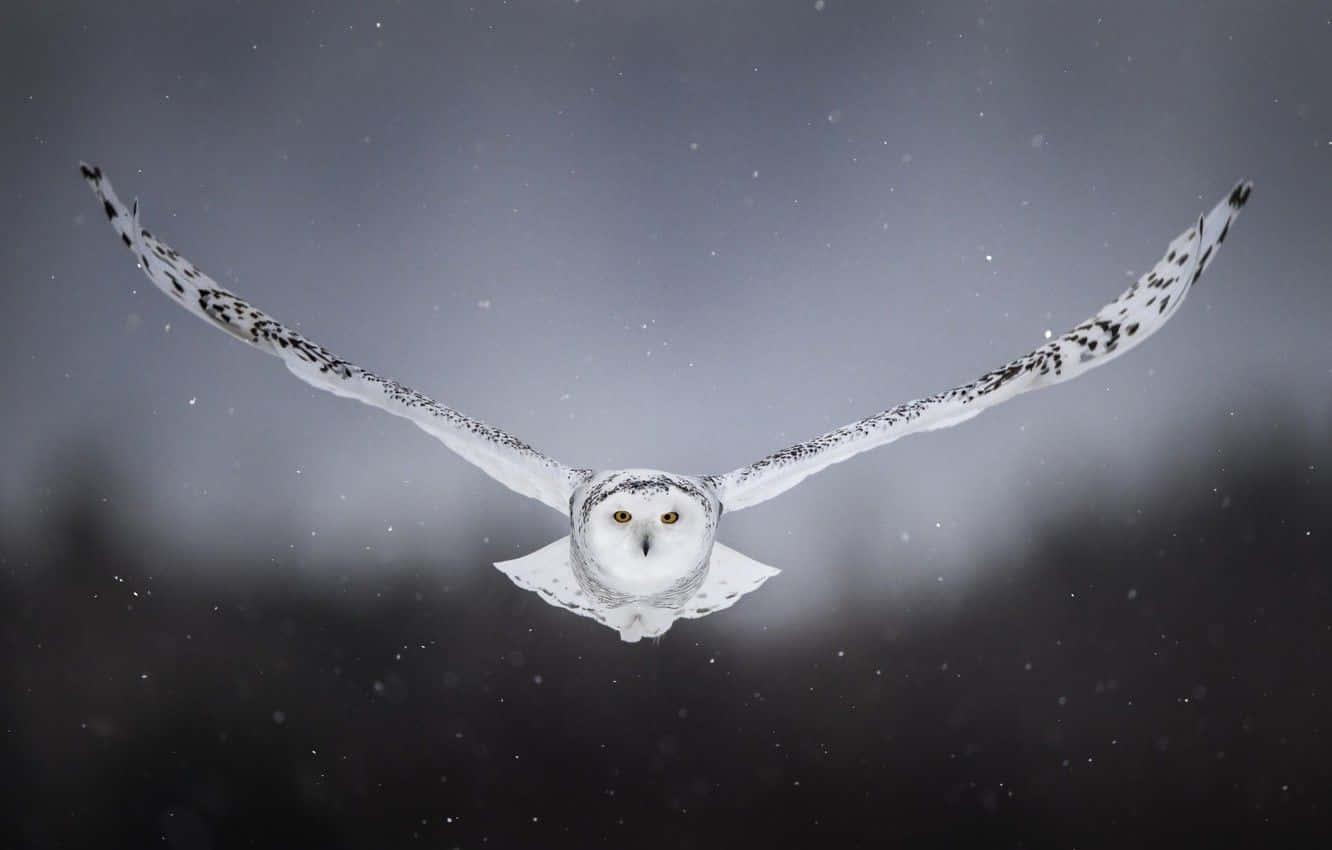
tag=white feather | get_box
[707,182,1253,512]
[81,164,1251,641]
[79,164,586,514]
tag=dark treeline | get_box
[3,417,1329,849]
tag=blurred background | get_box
[3,1,1329,846]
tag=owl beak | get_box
[640,534,652,557]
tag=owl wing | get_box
[80,164,588,514]
[707,181,1252,512]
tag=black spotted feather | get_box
[707,181,1253,511]
[80,164,588,514]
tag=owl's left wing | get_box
[707,181,1252,512]
[80,164,588,514]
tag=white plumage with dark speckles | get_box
[80,163,1251,641]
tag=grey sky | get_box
[3,1,1329,628]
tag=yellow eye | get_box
[613,510,632,523]
[660,511,679,524]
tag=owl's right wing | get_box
[706,181,1252,512]
[81,164,589,515]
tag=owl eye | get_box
[660,511,679,524]
[612,510,632,523]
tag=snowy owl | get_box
[79,164,1251,642]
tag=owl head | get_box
[571,470,719,600]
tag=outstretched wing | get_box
[707,181,1253,512]
[80,164,588,514]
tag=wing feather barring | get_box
[81,162,1250,641]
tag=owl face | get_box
[571,470,719,601]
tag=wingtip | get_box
[78,161,102,182]
[1227,180,1253,209]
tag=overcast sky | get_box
[3,1,1329,624]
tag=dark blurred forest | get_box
[3,403,1328,850]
